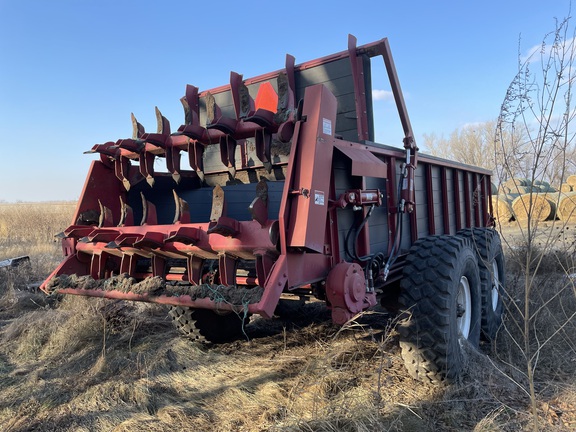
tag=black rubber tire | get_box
[169,306,249,344]
[457,228,505,341]
[398,235,482,384]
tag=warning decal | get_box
[322,118,332,136]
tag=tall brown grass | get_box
[0,203,575,431]
[0,202,75,276]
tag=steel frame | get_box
[41,35,493,325]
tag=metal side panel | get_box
[365,175,389,254]
[333,151,357,261]
[430,165,444,235]
[414,164,429,238]
[286,85,338,252]
[296,58,366,141]
[127,178,285,224]
[333,151,389,261]
[74,161,125,227]
[195,55,373,145]
[441,167,454,234]
[335,144,387,178]
[456,170,466,229]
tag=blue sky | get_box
[0,0,572,202]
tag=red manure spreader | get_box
[41,36,505,383]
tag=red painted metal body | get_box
[41,36,493,325]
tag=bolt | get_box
[456,303,465,317]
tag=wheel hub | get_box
[491,260,500,312]
[325,262,377,325]
[457,275,472,338]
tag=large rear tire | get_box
[398,235,482,383]
[169,306,249,343]
[457,228,505,341]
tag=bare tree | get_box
[424,122,496,169]
[497,15,576,187]
[495,12,576,432]
[424,120,534,186]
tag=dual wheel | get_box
[398,229,505,383]
[168,228,506,384]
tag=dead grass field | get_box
[1,202,575,431]
[0,202,76,276]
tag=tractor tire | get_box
[398,235,482,384]
[457,228,505,341]
[169,306,249,344]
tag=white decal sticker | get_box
[314,190,325,205]
[322,118,332,135]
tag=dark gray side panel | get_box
[414,165,428,239]
[404,159,490,242]
[431,166,443,234]
[195,55,373,155]
[445,168,457,233]
[333,151,389,261]
[129,178,284,225]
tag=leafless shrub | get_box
[492,9,576,431]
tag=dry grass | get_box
[0,201,76,275]
[1,203,575,431]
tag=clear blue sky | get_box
[0,0,571,202]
